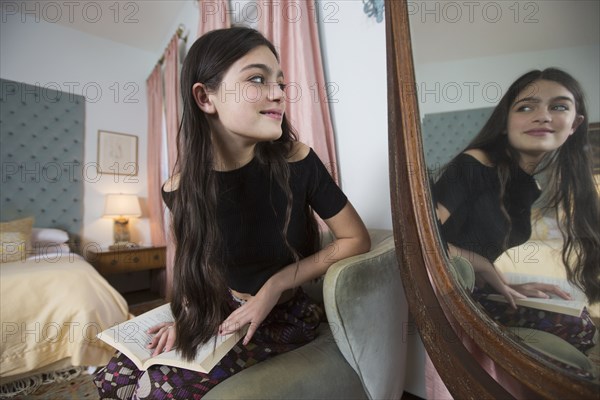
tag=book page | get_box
[484,294,585,317]
[148,328,245,372]
[98,303,246,373]
[98,304,174,368]
[502,272,587,302]
[490,272,588,317]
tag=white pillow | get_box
[27,243,72,260]
[31,228,69,245]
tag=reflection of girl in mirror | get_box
[94,27,370,399]
[433,68,599,353]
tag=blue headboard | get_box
[0,78,85,238]
[422,107,494,173]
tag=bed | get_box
[0,78,129,387]
[0,224,129,380]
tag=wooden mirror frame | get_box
[386,1,598,398]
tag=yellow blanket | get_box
[0,256,129,378]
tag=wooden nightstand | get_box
[87,246,166,305]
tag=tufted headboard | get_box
[0,78,85,240]
[422,107,494,174]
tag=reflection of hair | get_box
[457,68,599,303]
[170,27,319,360]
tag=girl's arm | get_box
[447,243,525,309]
[437,203,525,308]
[447,243,571,302]
[438,204,570,306]
[220,201,370,344]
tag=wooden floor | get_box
[128,297,167,315]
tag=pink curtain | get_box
[162,35,182,300]
[146,65,166,247]
[198,0,231,36]
[258,1,339,182]
[163,36,181,178]
[149,1,231,299]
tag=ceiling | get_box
[52,1,188,54]
[29,1,600,61]
[410,0,600,64]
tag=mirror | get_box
[411,0,599,381]
[386,1,599,398]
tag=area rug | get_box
[0,366,97,399]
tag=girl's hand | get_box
[449,245,524,309]
[494,282,528,310]
[147,322,176,356]
[219,282,281,346]
[476,266,526,309]
[510,283,572,300]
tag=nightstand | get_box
[87,246,166,305]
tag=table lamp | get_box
[103,194,142,250]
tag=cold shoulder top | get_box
[433,153,542,262]
[162,148,347,295]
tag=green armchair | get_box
[204,229,407,399]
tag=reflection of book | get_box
[487,272,588,317]
[97,303,245,373]
[502,272,587,301]
[484,294,586,317]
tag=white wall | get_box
[317,1,391,229]
[0,14,156,247]
[415,45,600,121]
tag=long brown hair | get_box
[453,68,599,303]
[170,27,319,360]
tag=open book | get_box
[483,294,586,317]
[97,303,245,373]
[484,272,588,317]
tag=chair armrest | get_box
[323,229,407,400]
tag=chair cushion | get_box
[323,231,406,400]
[507,327,594,373]
[203,325,367,399]
[448,255,475,291]
[205,229,404,399]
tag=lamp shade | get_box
[103,194,142,218]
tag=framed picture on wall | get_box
[97,130,138,176]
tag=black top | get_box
[162,148,348,295]
[433,153,541,262]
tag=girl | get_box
[433,68,599,353]
[94,27,370,399]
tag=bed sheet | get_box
[0,256,129,378]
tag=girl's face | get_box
[507,79,583,167]
[206,45,286,146]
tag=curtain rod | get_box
[157,24,188,66]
